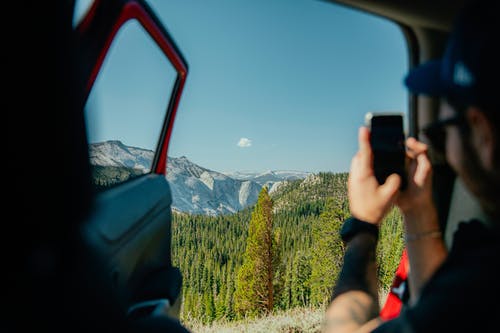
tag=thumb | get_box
[378,174,401,201]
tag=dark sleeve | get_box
[373,237,499,333]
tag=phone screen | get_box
[366,113,406,189]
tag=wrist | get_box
[405,229,442,242]
[403,206,439,235]
[340,216,379,244]
[399,198,435,218]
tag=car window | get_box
[73,0,95,28]
[84,19,178,190]
[156,0,408,329]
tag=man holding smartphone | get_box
[323,1,500,332]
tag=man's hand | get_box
[348,127,401,224]
[395,138,434,216]
[394,137,445,302]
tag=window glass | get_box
[85,19,177,190]
[148,1,409,213]
[149,0,408,327]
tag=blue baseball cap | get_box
[404,2,498,107]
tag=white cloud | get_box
[237,138,252,148]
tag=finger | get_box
[406,137,418,146]
[407,155,418,179]
[406,137,428,155]
[349,153,360,176]
[406,148,417,160]
[413,152,432,186]
[378,173,401,200]
[358,126,373,167]
[359,126,371,152]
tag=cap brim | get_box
[404,60,447,96]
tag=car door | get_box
[75,0,188,318]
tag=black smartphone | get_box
[365,112,407,190]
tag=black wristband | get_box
[340,216,379,243]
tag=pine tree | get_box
[215,281,226,320]
[234,187,277,317]
[279,257,293,309]
[181,290,191,320]
[309,197,347,306]
[377,207,405,291]
[224,272,235,320]
[291,251,311,307]
[272,226,283,310]
[204,291,215,323]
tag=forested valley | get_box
[171,172,404,325]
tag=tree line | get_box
[171,172,404,324]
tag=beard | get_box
[460,136,500,221]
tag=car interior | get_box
[9,0,486,331]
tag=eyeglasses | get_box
[421,114,464,154]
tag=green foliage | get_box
[234,187,277,317]
[90,165,144,190]
[173,209,251,322]
[172,172,404,325]
[291,251,312,308]
[377,207,405,291]
[204,291,216,322]
[309,198,348,306]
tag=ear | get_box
[466,107,495,170]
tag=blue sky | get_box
[83,0,409,173]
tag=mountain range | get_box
[222,170,311,187]
[89,140,310,215]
